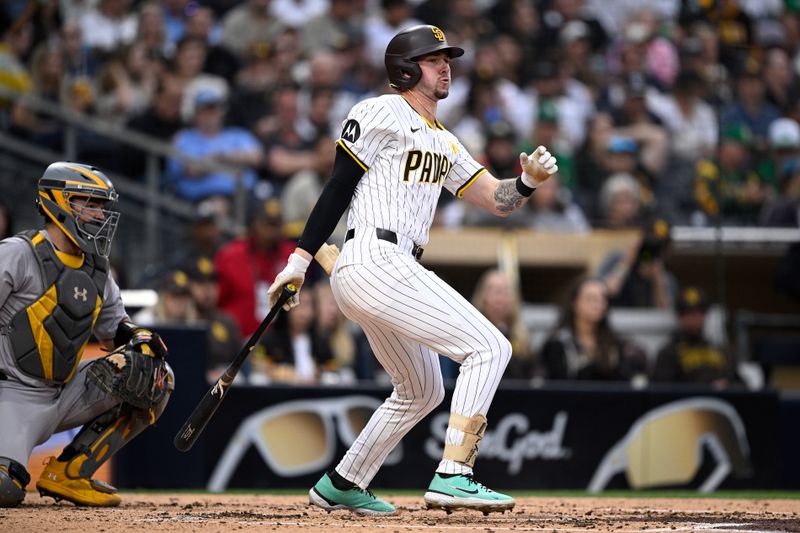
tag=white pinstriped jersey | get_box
[336,94,486,246]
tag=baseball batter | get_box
[267,25,557,515]
[0,162,174,508]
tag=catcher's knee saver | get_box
[443,413,488,468]
[0,457,30,507]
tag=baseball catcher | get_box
[0,162,174,507]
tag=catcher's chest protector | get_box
[9,230,108,384]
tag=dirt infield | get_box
[3,493,799,533]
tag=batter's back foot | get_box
[424,473,514,514]
[308,473,396,515]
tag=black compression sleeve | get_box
[297,145,365,255]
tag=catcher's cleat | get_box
[308,473,395,515]
[36,456,121,507]
[424,473,514,514]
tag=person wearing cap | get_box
[597,217,678,309]
[694,122,773,224]
[758,117,800,188]
[720,58,781,149]
[652,287,739,388]
[167,86,264,202]
[214,197,294,337]
[132,270,198,325]
[183,258,243,383]
[220,0,285,58]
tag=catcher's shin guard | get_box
[0,457,30,507]
[37,365,174,506]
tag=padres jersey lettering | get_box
[336,94,484,246]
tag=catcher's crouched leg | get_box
[37,358,174,507]
[0,457,30,507]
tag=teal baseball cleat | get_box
[309,473,396,515]
[424,473,515,514]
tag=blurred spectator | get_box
[226,44,274,132]
[300,0,364,56]
[694,122,773,225]
[763,46,800,115]
[170,35,211,90]
[220,0,284,58]
[528,100,577,192]
[135,1,169,59]
[761,158,800,227]
[597,218,678,309]
[167,87,263,202]
[471,269,536,380]
[122,75,185,178]
[183,257,243,383]
[281,135,346,242]
[80,0,137,54]
[759,117,800,188]
[60,20,99,81]
[161,0,190,46]
[94,42,160,124]
[10,43,65,150]
[165,199,227,272]
[215,197,294,337]
[524,174,590,233]
[132,269,198,325]
[364,0,421,68]
[271,0,329,30]
[540,277,647,381]
[251,286,337,384]
[559,19,604,88]
[540,0,609,56]
[0,197,13,239]
[597,171,646,230]
[184,5,240,83]
[720,59,781,151]
[312,280,356,383]
[259,83,317,186]
[651,70,717,164]
[528,59,595,154]
[652,286,739,388]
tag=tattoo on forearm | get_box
[494,179,527,213]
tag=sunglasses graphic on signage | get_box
[208,395,402,491]
[589,398,751,492]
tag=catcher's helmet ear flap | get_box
[385,25,464,91]
[36,162,120,257]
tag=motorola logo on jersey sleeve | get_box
[341,119,361,143]
[402,150,452,185]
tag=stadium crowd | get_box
[1,0,798,387]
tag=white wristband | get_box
[520,171,537,189]
[288,252,311,273]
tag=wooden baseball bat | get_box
[173,244,340,452]
[173,284,296,452]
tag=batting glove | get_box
[520,145,558,188]
[268,253,310,311]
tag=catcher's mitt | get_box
[88,341,170,411]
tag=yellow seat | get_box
[36,456,121,507]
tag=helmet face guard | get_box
[385,25,464,91]
[36,163,120,257]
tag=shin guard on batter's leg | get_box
[425,413,514,514]
[37,365,174,506]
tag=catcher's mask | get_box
[385,24,464,91]
[36,162,120,257]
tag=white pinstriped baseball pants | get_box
[330,228,512,488]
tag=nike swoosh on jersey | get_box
[447,484,479,495]
[411,127,421,133]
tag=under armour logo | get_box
[341,119,361,143]
[73,287,88,302]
